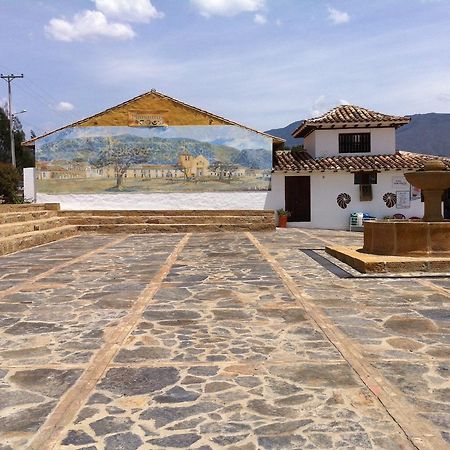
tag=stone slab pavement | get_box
[0,231,448,450]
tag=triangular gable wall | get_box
[79,90,231,127]
[24,90,284,148]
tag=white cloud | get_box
[327,7,350,25]
[275,18,282,26]
[254,13,266,25]
[93,0,163,23]
[45,10,135,41]
[191,0,265,17]
[55,101,75,111]
[311,95,326,116]
[311,95,352,116]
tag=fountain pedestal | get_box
[422,190,447,221]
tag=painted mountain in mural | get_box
[232,148,272,169]
[38,135,246,165]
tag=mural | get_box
[35,126,273,194]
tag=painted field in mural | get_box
[35,126,272,194]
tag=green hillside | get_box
[38,135,242,165]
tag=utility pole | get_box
[1,73,24,167]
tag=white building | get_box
[266,105,450,229]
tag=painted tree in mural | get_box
[211,162,238,183]
[91,138,150,189]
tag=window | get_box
[339,133,371,153]
[354,171,377,185]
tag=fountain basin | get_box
[363,220,450,256]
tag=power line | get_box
[1,73,24,167]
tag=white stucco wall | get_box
[303,133,316,157]
[266,170,425,230]
[36,192,270,210]
[305,128,396,158]
[23,168,36,202]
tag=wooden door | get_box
[285,176,311,222]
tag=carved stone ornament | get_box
[129,112,166,127]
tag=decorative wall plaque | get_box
[337,193,351,209]
[383,192,397,208]
[128,112,166,127]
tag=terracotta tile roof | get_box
[273,150,450,172]
[292,105,410,138]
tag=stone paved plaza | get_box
[0,230,449,450]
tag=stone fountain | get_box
[363,159,450,256]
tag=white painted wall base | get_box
[36,192,271,211]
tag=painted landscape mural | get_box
[35,126,273,194]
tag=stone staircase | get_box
[0,205,275,255]
[0,204,78,256]
[60,210,275,233]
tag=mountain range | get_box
[265,113,450,156]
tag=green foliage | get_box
[0,162,21,203]
[0,105,33,172]
[277,208,290,216]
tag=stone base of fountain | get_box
[363,220,450,256]
[325,243,450,273]
[327,158,450,273]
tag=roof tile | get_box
[293,105,410,137]
[274,150,450,172]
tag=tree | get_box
[0,162,20,203]
[91,138,150,189]
[0,105,34,172]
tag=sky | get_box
[1,0,450,138]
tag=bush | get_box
[0,163,21,203]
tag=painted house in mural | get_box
[23,90,284,209]
[270,104,450,229]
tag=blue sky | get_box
[1,0,450,137]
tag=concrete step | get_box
[0,211,59,225]
[60,209,275,218]
[77,223,275,233]
[66,215,271,225]
[0,217,69,238]
[0,203,60,212]
[0,225,79,256]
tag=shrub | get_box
[0,163,21,203]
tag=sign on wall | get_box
[392,175,408,188]
[35,125,272,194]
[396,190,411,209]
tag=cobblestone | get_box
[0,231,447,449]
